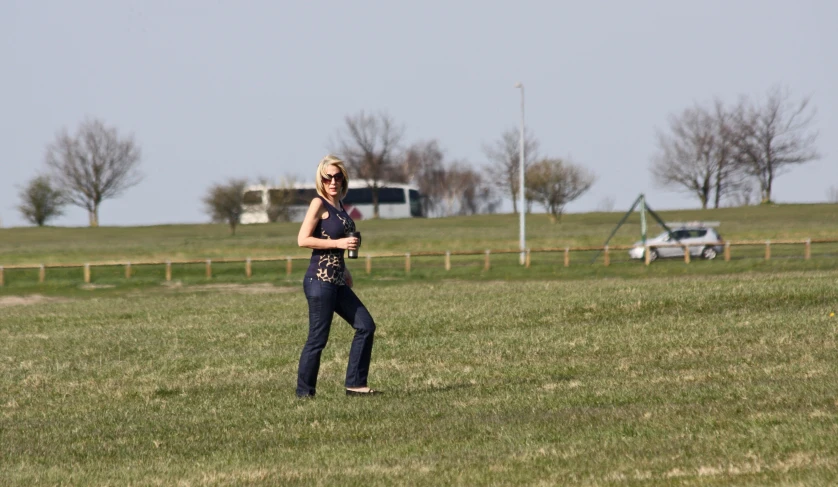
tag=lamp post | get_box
[514,82,526,265]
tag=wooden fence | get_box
[0,238,833,287]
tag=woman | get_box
[296,154,379,397]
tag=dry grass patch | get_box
[174,283,297,294]
[0,294,71,308]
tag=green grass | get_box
[1,203,836,292]
[2,273,837,485]
[2,204,838,484]
[1,203,836,266]
[4,248,838,296]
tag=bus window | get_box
[409,189,423,217]
[378,187,406,203]
[345,187,406,204]
[344,187,372,204]
[294,189,318,205]
[268,189,288,205]
[243,190,264,205]
[266,188,314,206]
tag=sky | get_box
[1,0,836,228]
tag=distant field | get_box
[2,273,837,485]
[1,203,836,266]
[1,203,837,292]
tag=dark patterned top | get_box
[304,196,356,285]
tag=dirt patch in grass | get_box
[79,283,116,290]
[0,294,71,308]
[185,283,297,294]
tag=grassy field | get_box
[1,203,837,266]
[1,204,838,485]
[1,203,837,292]
[2,273,837,485]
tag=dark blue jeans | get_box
[296,277,376,397]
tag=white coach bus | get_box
[241,181,424,224]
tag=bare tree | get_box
[732,86,820,204]
[267,177,301,223]
[651,101,741,209]
[482,128,539,213]
[203,179,247,235]
[335,111,404,218]
[436,161,499,217]
[526,158,595,222]
[475,180,502,215]
[46,118,142,226]
[828,186,838,204]
[438,161,468,217]
[17,174,66,226]
[709,99,747,208]
[400,140,446,217]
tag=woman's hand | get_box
[335,236,360,250]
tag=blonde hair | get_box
[315,154,349,200]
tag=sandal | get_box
[346,388,381,396]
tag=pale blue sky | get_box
[1,0,835,227]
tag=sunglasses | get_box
[322,172,344,183]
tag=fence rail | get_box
[0,238,834,287]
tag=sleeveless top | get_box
[304,196,356,286]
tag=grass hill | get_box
[1,203,836,266]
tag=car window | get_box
[694,229,707,238]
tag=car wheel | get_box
[701,246,717,260]
[648,248,659,262]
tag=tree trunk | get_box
[764,174,773,204]
[88,207,99,227]
[760,175,771,203]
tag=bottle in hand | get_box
[347,231,361,259]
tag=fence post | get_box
[365,255,372,274]
[286,257,292,276]
[166,261,172,281]
[564,247,570,267]
[39,264,45,283]
[405,252,411,274]
[683,245,691,264]
[246,257,252,279]
[0,266,4,287]
[525,249,531,268]
[445,251,451,271]
[84,263,91,283]
[765,240,771,261]
[805,238,811,260]
[125,262,132,279]
[645,246,651,266]
[205,259,212,279]
[484,250,490,271]
[604,246,610,266]
[724,241,731,261]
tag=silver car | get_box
[628,226,724,262]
